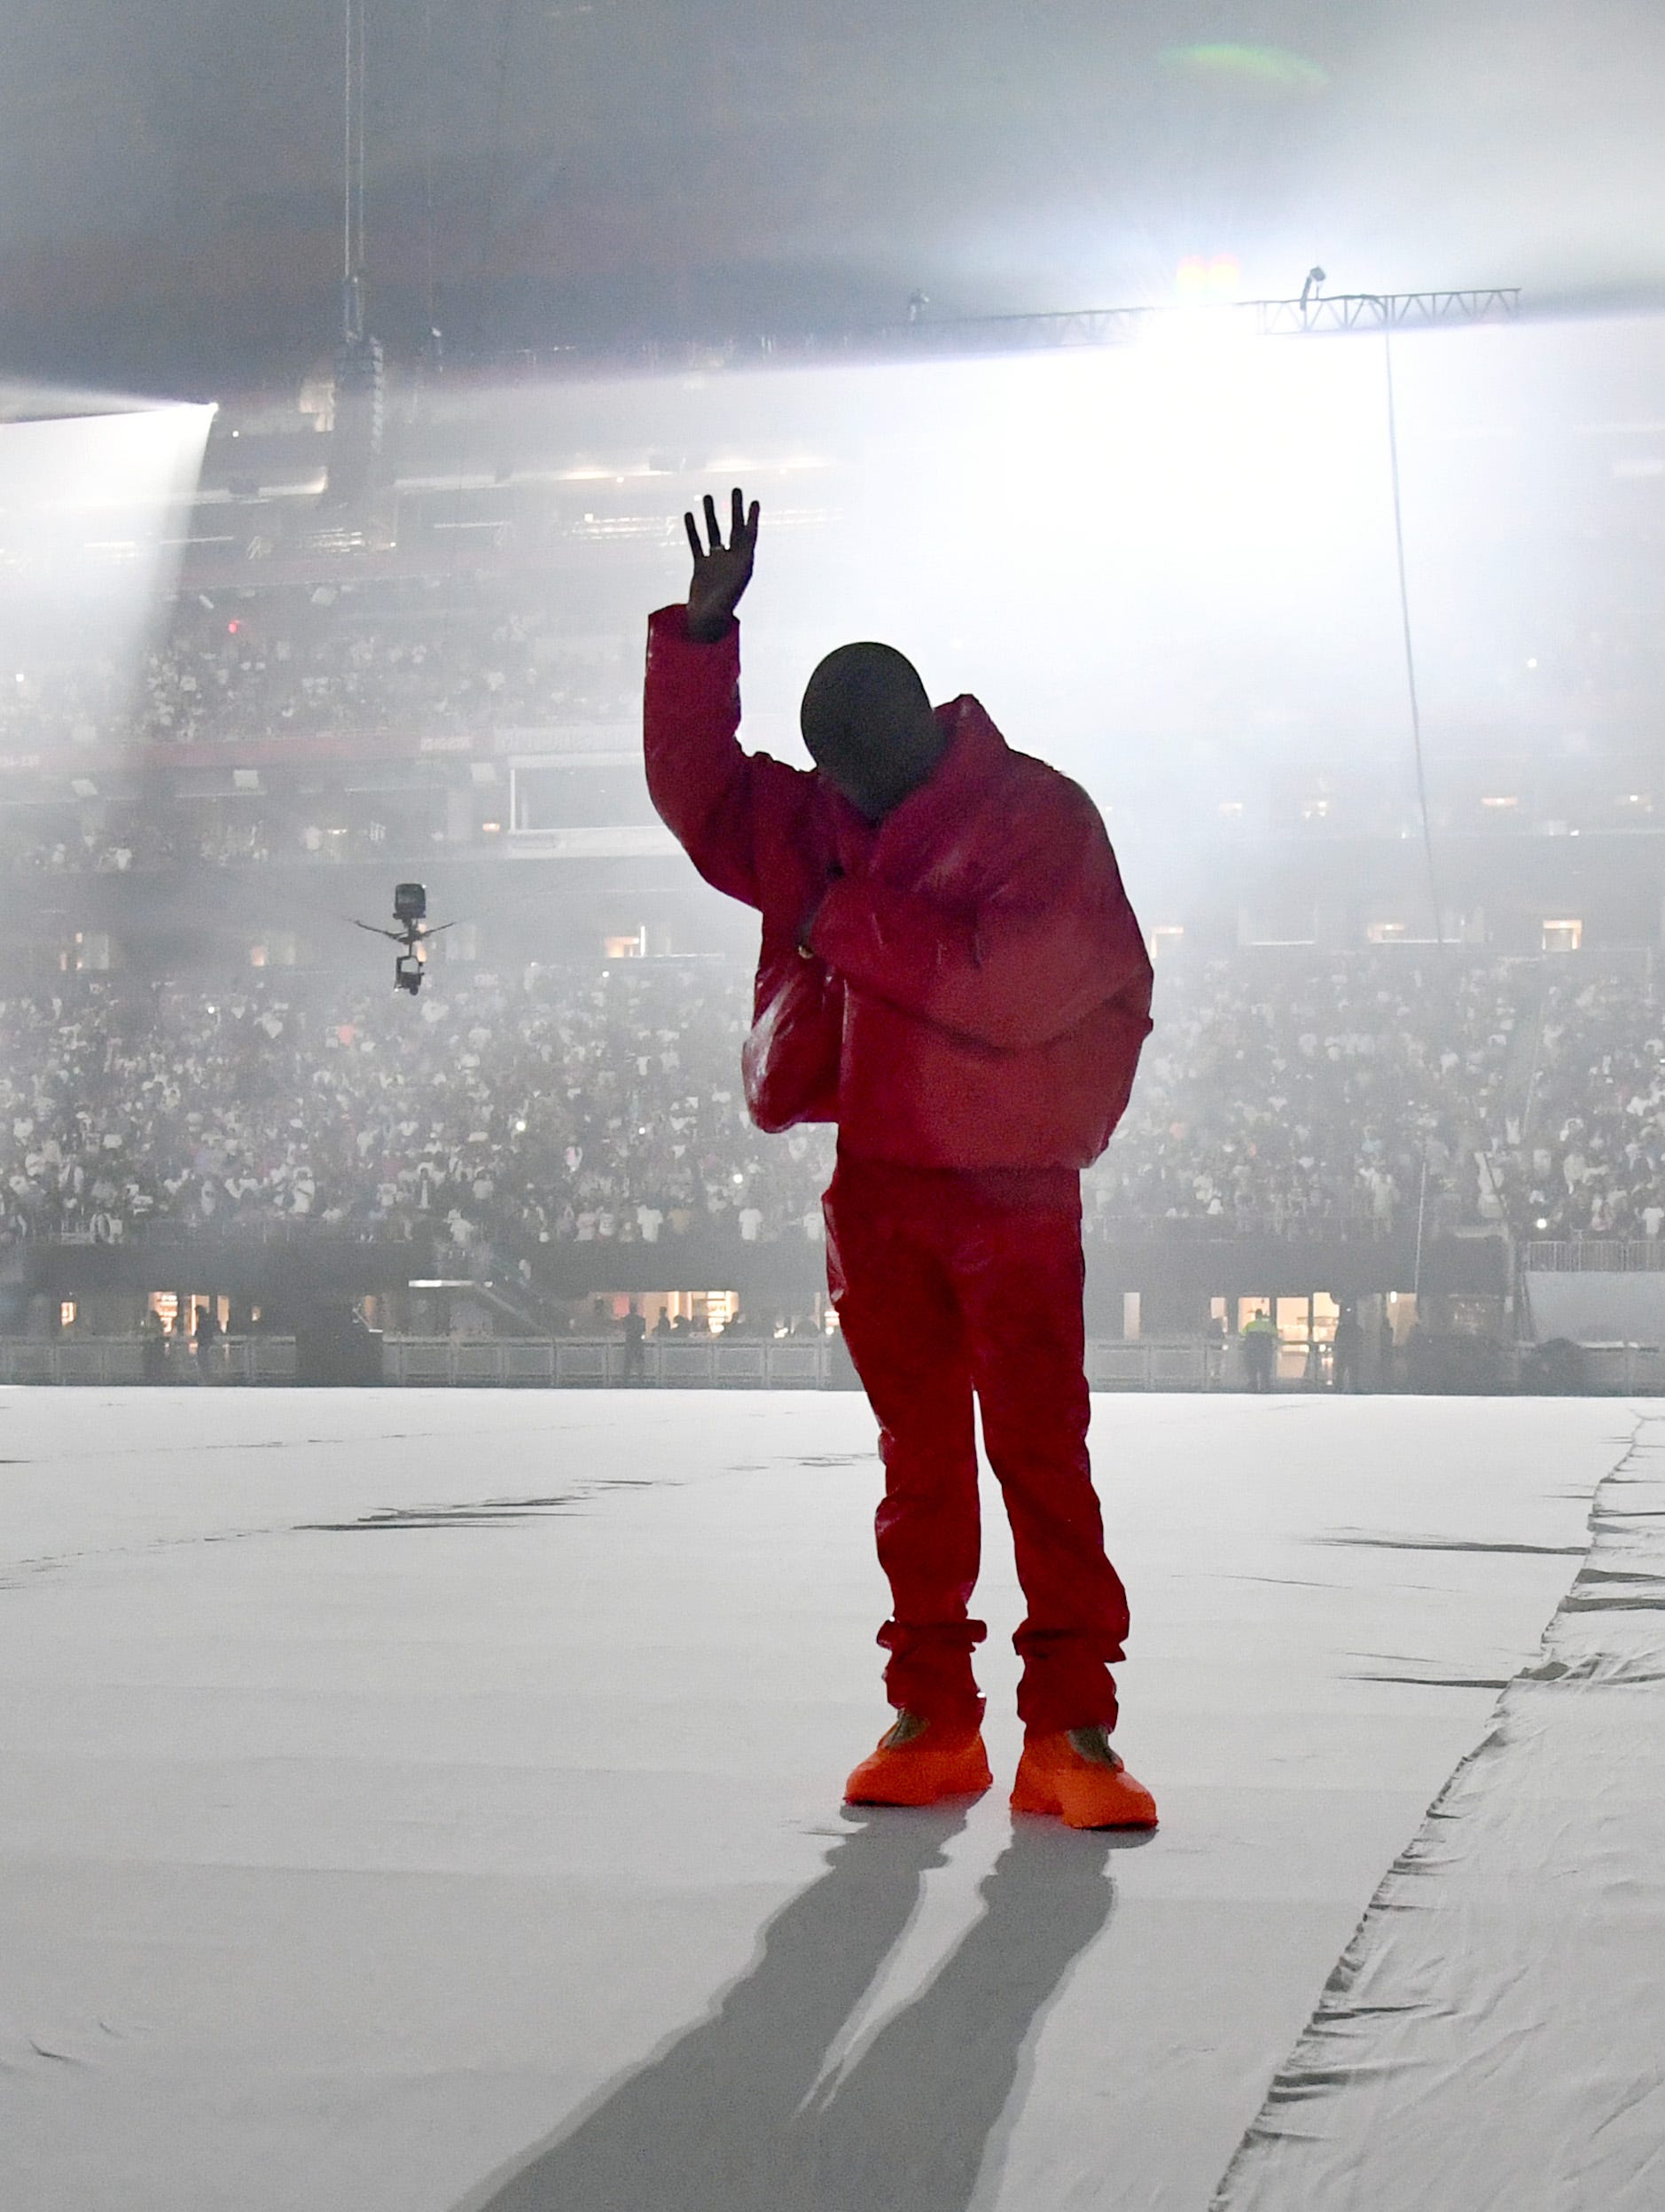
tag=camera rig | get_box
[353,882,457,995]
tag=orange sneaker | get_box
[1010,1730,1158,1830]
[843,1712,994,1807]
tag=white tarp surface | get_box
[0,1390,1647,2211]
[1215,1408,1665,2212]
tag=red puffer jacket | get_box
[643,604,1153,1170]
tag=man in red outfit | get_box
[644,489,1157,1829]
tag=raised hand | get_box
[684,487,760,643]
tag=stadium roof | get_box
[2,0,1663,395]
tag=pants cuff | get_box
[879,1619,987,1722]
[1017,1676,1120,1736]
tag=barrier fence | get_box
[0,1337,299,1386]
[374,1339,1225,1390]
[1520,1240,1665,1272]
[1,1334,1224,1389]
[5,1335,1663,1392]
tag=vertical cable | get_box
[422,0,438,336]
[1382,326,1445,949]
[342,0,355,285]
[354,0,367,287]
[342,0,368,294]
[1412,1149,1429,1299]
[473,0,520,342]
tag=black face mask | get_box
[800,641,944,823]
[809,732,942,824]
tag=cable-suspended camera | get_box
[353,882,457,996]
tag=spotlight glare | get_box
[1176,254,1242,307]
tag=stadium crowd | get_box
[1490,967,1665,1240]
[0,807,410,878]
[1086,952,1521,1239]
[0,593,638,756]
[2,950,1659,1260]
[0,962,831,1265]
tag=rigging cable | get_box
[1381,323,1445,950]
[355,0,367,294]
[341,0,368,325]
[422,0,439,342]
[342,0,355,290]
[473,0,522,346]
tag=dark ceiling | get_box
[4,0,1663,395]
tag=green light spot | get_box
[1159,44,1330,95]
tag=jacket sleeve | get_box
[643,602,811,911]
[808,792,1151,1051]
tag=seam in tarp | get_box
[1209,1408,1661,2210]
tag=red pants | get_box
[824,1153,1129,1736]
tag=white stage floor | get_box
[0,1390,1658,2211]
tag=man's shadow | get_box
[455,1808,1136,2212]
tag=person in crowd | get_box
[139,1305,168,1383]
[621,1299,646,1384]
[1241,1306,1278,1392]
[1378,1309,1397,1389]
[1403,1317,1427,1388]
[1331,1302,1363,1392]
[192,1301,221,1376]
[645,487,1157,1829]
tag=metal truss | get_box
[1250,288,1521,335]
[881,288,1521,356]
[449,287,1523,386]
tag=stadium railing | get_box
[1520,1239,1665,1272]
[0,1337,298,1384]
[16,1333,1662,1392]
[0,1333,1226,1389]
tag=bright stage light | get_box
[496,309,1569,874]
[1137,301,1255,368]
[597,330,1411,801]
[1175,254,1242,306]
[0,396,215,734]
